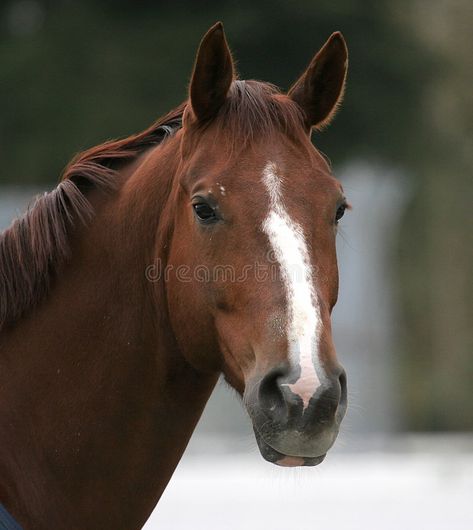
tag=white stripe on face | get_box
[262,162,325,410]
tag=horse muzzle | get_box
[244,362,347,467]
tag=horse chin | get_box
[253,429,326,467]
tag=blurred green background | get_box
[1,0,472,431]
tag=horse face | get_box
[167,23,349,467]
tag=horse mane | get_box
[214,80,306,148]
[0,80,304,332]
[0,104,184,332]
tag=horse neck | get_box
[0,137,218,529]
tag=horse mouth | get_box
[253,429,326,467]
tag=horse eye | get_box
[335,203,346,222]
[193,202,217,222]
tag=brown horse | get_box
[0,22,349,529]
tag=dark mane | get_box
[0,104,184,332]
[0,80,304,332]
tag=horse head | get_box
[164,23,349,466]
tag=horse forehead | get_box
[260,158,335,205]
[214,156,319,191]
[189,142,335,208]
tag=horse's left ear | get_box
[189,22,234,124]
[288,32,348,130]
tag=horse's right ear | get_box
[189,22,234,124]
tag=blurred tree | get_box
[398,0,473,430]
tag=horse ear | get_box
[189,22,234,123]
[288,32,348,130]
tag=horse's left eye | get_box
[193,202,217,222]
[335,203,346,222]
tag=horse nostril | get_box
[258,366,288,419]
[338,368,348,408]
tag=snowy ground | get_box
[144,435,473,530]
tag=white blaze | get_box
[262,162,324,410]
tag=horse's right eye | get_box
[193,202,217,223]
[335,203,346,222]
